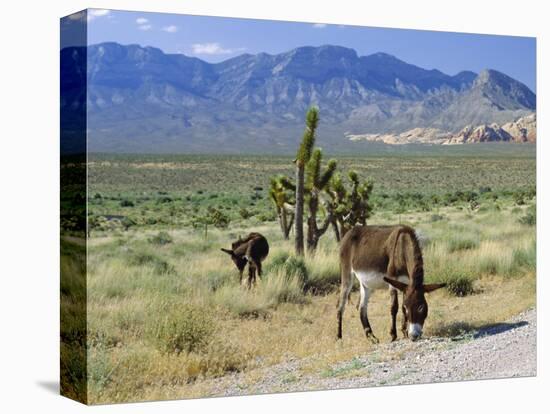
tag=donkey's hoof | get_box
[366,332,379,344]
[390,334,398,342]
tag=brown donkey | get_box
[221,232,269,288]
[337,225,445,342]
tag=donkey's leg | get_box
[389,288,399,342]
[401,292,408,338]
[336,264,353,339]
[247,263,257,289]
[359,284,378,344]
[256,260,263,280]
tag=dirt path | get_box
[205,308,536,396]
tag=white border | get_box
[0,1,546,413]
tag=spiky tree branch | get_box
[269,176,295,240]
[326,170,374,240]
[306,148,337,252]
[294,107,319,256]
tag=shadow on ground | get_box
[431,320,529,339]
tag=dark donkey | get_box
[221,232,269,288]
[337,225,446,342]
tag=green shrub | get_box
[445,275,474,297]
[447,236,479,253]
[127,251,175,274]
[510,242,536,275]
[306,257,340,294]
[266,254,308,286]
[239,208,253,219]
[120,199,134,207]
[149,304,214,354]
[148,231,173,246]
[265,251,290,272]
[212,285,271,319]
[518,206,536,226]
[185,340,252,380]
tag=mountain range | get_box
[60,42,536,153]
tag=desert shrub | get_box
[127,251,175,275]
[239,207,253,219]
[509,241,536,275]
[87,346,114,393]
[264,251,290,273]
[156,196,173,204]
[212,268,307,317]
[255,211,277,222]
[212,285,271,318]
[518,206,536,226]
[447,236,479,253]
[266,254,308,286]
[430,214,444,222]
[444,274,475,297]
[513,192,526,206]
[261,270,308,305]
[203,270,231,292]
[184,340,252,380]
[305,251,340,294]
[120,199,134,207]
[149,304,215,354]
[148,231,173,246]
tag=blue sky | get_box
[68,8,536,91]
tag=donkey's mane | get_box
[232,232,262,249]
[404,228,425,288]
[390,226,425,288]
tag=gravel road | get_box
[207,308,536,396]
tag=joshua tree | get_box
[305,148,337,251]
[269,176,295,240]
[191,206,230,239]
[327,170,374,241]
[294,107,319,256]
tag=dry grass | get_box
[85,203,536,404]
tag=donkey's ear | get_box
[423,282,446,293]
[221,248,234,256]
[384,277,408,292]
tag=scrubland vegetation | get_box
[59,147,538,403]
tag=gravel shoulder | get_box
[205,308,536,396]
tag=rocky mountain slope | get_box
[60,42,536,153]
[349,114,536,145]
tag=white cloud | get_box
[87,9,111,22]
[191,42,246,55]
[136,17,149,25]
[162,25,179,33]
[312,23,327,28]
[138,24,152,31]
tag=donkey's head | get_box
[383,277,446,341]
[221,247,247,274]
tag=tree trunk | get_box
[285,213,294,240]
[295,165,305,256]
[279,206,288,239]
[331,218,341,242]
[306,192,319,253]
